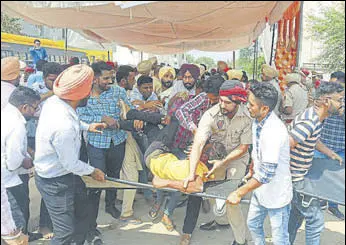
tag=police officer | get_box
[180,80,252,245]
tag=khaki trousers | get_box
[118,133,143,217]
[211,161,247,244]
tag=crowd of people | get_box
[1,50,345,245]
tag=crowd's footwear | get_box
[105,206,121,219]
[28,232,43,242]
[231,240,247,245]
[199,220,229,231]
[320,200,328,210]
[87,229,103,245]
[149,202,161,220]
[161,214,175,232]
[328,207,345,220]
[179,233,191,245]
[119,215,143,225]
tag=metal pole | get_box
[108,50,110,61]
[253,41,256,80]
[296,1,304,68]
[104,176,250,202]
[233,50,236,69]
[64,28,68,64]
[269,23,276,66]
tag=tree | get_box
[236,46,265,79]
[307,2,345,72]
[186,54,195,64]
[195,56,216,70]
[1,12,22,34]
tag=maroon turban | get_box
[179,64,200,81]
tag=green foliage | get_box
[195,56,216,70]
[307,2,345,72]
[1,12,22,34]
[236,46,265,79]
[186,54,195,63]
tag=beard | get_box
[184,82,195,90]
[78,97,89,107]
[162,80,173,88]
[329,104,344,116]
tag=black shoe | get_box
[105,206,121,219]
[87,229,103,245]
[320,200,328,210]
[200,220,230,231]
[328,207,345,220]
[28,232,43,242]
[232,240,247,245]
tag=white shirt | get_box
[34,95,94,178]
[1,175,17,235]
[252,112,293,208]
[1,81,16,111]
[1,104,30,188]
[168,80,196,101]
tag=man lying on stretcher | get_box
[145,136,228,193]
[144,80,251,194]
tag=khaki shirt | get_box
[268,79,282,117]
[282,83,308,120]
[195,104,253,179]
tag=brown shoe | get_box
[179,233,191,245]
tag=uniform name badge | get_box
[217,119,224,130]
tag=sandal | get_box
[148,203,161,219]
[119,216,142,225]
[161,215,175,232]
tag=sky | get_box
[187,50,239,63]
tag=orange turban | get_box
[1,57,20,81]
[53,64,94,100]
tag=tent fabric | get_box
[2,1,293,54]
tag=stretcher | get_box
[82,175,250,203]
[294,158,345,206]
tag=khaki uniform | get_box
[195,104,252,243]
[118,132,143,217]
[268,79,282,117]
[281,83,309,121]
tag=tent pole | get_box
[269,23,276,66]
[252,40,257,80]
[64,28,68,64]
[296,1,304,68]
[233,51,236,69]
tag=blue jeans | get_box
[156,190,181,216]
[288,181,324,245]
[314,149,345,208]
[247,193,291,245]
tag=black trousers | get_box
[36,174,90,245]
[182,195,203,234]
[7,177,30,234]
[87,141,126,232]
[27,136,53,230]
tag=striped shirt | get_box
[289,107,322,182]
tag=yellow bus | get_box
[1,32,112,66]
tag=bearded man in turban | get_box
[168,64,200,102]
[34,64,106,245]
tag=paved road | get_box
[28,178,345,245]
